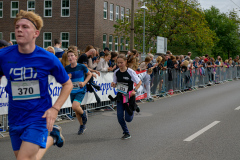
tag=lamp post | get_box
[130,0,134,51]
[141,2,148,54]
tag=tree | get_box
[114,0,216,56]
[204,6,240,59]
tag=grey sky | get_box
[198,0,240,15]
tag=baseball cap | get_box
[0,40,11,47]
[204,58,208,62]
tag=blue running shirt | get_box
[65,63,89,93]
[0,45,69,125]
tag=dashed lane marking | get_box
[234,106,240,110]
[184,121,220,142]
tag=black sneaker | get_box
[78,125,86,135]
[121,133,131,140]
[81,110,88,125]
[136,105,140,113]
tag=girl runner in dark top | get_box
[111,54,142,140]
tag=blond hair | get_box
[148,54,154,58]
[14,10,43,31]
[147,68,153,74]
[182,60,189,67]
[156,56,163,63]
[61,51,70,67]
[46,46,55,55]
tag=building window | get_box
[109,35,113,51]
[103,2,107,19]
[121,7,124,22]
[43,32,52,48]
[61,0,70,17]
[120,37,124,51]
[0,32,2,40]
[61,32,69,49]
[109,4,113,21]
[27,1,35,12]
[115,36,118,51]
[10,32,17,45]
[0,1,3,18]
[126,9,130,23]
[115,5,119,21]
[44,0,52,17]
[125,39,129,50]
[103,34,107,49]
[11,1,19,18]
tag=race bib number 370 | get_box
[11,80,41,100]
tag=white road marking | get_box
[184,121,220,142]
[234,106,240,110]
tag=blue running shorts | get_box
[70,92,85,104]
[9,121,48,151]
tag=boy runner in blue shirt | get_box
[65,49,92,135]
[0,10,73,159]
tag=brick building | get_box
[0,0,140,52]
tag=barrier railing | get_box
[150,66,240,98]
[0,115,8,137]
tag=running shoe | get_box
[104,107,113,111]
[136,105,140,113]
[121,133,131,140]
[66,114,74,120]
[146,98,154,102]
[78,125,86,135]
[55,117,62,122]
[87,110,93,113]
[81,110,88,125]
[50,125,65,148]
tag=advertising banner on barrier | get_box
[48,75,72,109]
[82,72,117,105]
[0,71,147,115]
[135,70,148,100]
[0,76,8,115]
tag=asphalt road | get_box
[1,80,240,160]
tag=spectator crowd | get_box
[1,38,240,102]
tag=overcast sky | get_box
[198,0,240,15]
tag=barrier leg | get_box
[0,115,5,137]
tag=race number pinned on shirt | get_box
[117,83,128,95]
[72,81,80,89]
[11,80,40,100]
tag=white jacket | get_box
[96,58,109,71]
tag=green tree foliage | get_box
[204,6,240,59]
[114,0,216,56]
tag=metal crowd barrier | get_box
[150,66,240,98]
[0,115,8,137]
[57,99,117,120]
